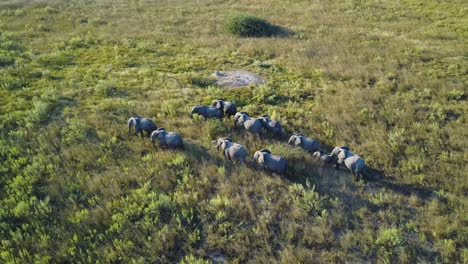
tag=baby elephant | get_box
[191,105,223,121]
[253,149,287,175]
[150,128,184,149]
[234,112,263,135]
[216,137,249,163]
[212,99,237,119]
[312,151,332,164]
[288,133,320,152]
[128,115,157,138]
[258,115,284,137]
[330,146,366,181]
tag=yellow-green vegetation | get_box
[0,0,466,263]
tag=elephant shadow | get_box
[183,140,225,165]
[311,142,436,200]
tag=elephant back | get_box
[245,118,263,134]
[224,101,237,114]
[142,118,157,131]
[167,132,184,148]
[303,137,320,151]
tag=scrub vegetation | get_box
[0,0,466,263]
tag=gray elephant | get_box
[258,115,284,137]
[211,99,237,119]
[253,149,287,175]
[288,133,320,152]
[330,146,366,181]
[233,112,263,135]
[150,128,184,149]
[190,105,223,121]
[128,115,157,138]
[216,137,249,163]
[312,151,332,164]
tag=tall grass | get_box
[0,0,466,263]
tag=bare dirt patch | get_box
[212,70,266,88]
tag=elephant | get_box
[233,112,263,135]
[211,99,237,119]
[216,137,249,163]
[128,115,157,138]
[288,133,320,152]
[258,115,284,137]
[253,149,287,175]
[329,146,366,181]
[190,105,223,121]
[150,128,184,149]
[312,151,332,164]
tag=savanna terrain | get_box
[0,0,467,263]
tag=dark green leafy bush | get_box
[224,13,278,37]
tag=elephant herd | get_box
[128,99,367,181]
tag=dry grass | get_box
[0,0,466,262]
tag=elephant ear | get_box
[127,118,135,127]
[258,153,265,164]
[295,135,302,145]
[134,118,141,126]
[221,140,227,150]
[255,151,265,164]
[337,148,347,159]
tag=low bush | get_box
[224,13,279,37]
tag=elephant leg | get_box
[335,162,340,170]
[336,158,344,170]
[353,170,359,181]
[353,167,362,181]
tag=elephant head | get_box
[330,146,349,160]
[127,115,142,135]
[211,99,224,110]
[288,133,303,147]
[234,112,246,127]
[312,151,321,159]
[150,128,167,147]
[216,137,232,151]
[257,115,269,125]
[253,149,271,168]
[190,105,202,118]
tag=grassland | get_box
[0,0,467,263]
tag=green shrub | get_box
[224,13,278,37]
[289,180,328,217]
